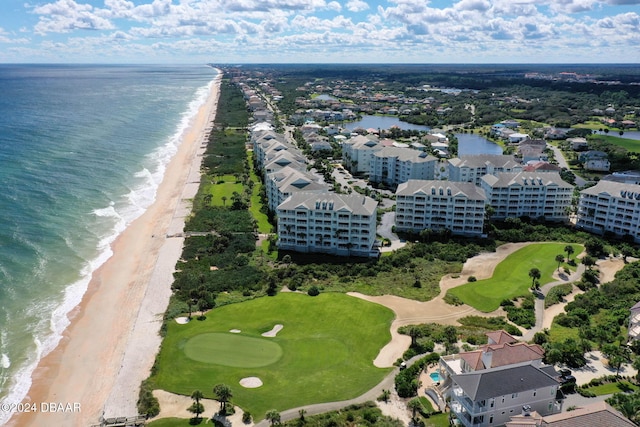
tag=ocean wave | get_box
[0,74,217,425]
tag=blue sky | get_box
[0,0,639,63]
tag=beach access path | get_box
[8,73,222,427]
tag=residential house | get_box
[449,364,563,427]
[448,155,523,186]
[576,180,640,242]
[509,133,530,144]
[567,137,588,151]
[506,401,636,427]
[262,150,307,178]
[523,162,562,173]
[629,301,640,341]
[602,170,640,185]
[481,172,573,222]
[277,193,378,257]
[579,150,610,172]
[369,147,438,186]
[395,180,486,236]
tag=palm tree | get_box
[213,383,233,415]
[528,267,541,288]
[564,245,574,261]
[188,390,204,421]
[265,409,281,426]
[298,409,307,422]
[555,254,565,272]
[407,398,422,424]
[221,196,227,206]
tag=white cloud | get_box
[345,0,369,12]
[32,0,115,34]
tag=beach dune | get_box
[8,73,222,427]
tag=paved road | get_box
[253,354,426,427]
[548,144,586,187]
[522,264,585,341]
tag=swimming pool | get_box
[430,372,441,382]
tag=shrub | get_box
[307,285,320,296]
[468,276,477,282]
[242,412,252,423]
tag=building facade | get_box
[277,193,378,257]
[576,180,640,242]
[448,155,523,185]
[341,134,381,174]
[481,172,573,222]
[395,180,486,236]
[369,147,438,186]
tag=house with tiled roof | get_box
[506,401,636,427]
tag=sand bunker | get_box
[175,317,190,324]
[229,329,241,333]
[240,377,263,388]
[261,324,283,337]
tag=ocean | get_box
[0,64,217,422]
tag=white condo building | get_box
[449,155,523,185]
[266,166,328,213]
[277,193,378,257]
[341,134,381,174]
[369,147,438,186]
[395,180,486,236]
[480,172,573,221]
[576,180,640,242]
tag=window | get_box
[533,390,537,397]
[489,416,494,424]
[512,393,518,399]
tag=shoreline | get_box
[8,71,222,427]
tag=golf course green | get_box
[447,242,583,312]
[150,292,394,419]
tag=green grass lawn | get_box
[447,243,582,312]
[151,293,394,420]
[203,174,243,206]
[247,153,272,233]
[593,134,640,153]
[586,381,639,396]
[147,418,200,427]
[549,323,580,343]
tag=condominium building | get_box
[341,134,381,174]
[576,180,640,242]
[481,172,573,221]
[395,180,486,236]
[369,147,438,186]
[265,166,328,213]
[262,150,307,178]
[277,193,378,257]
[449,155,523,185]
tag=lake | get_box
[343,115,502,155]
[456,133,503,156]
[343,115,431,132]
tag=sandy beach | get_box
[8,71,222,427]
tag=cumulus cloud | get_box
[32,0,115,34]
[345,0,369,12]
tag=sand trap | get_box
[230,329,241,333]
[261,324,283,337]
[175,317,190,324]
[240,377,263,388]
